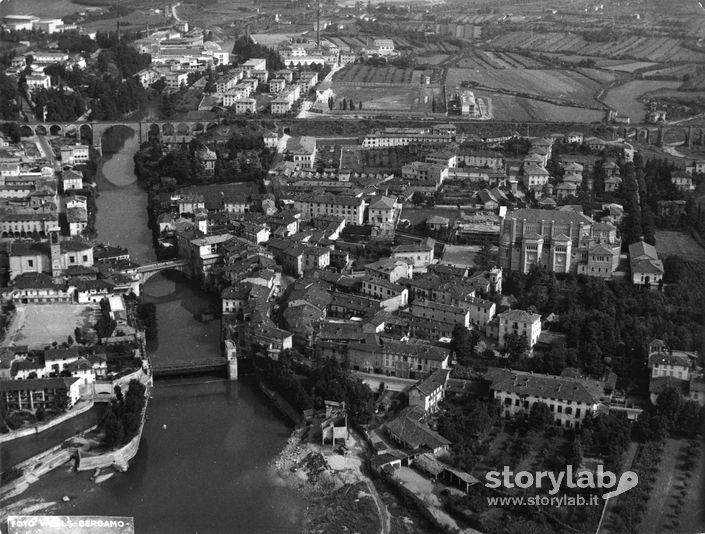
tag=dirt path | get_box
[365,477,391,534]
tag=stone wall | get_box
[0,401,95,444]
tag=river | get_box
[4,128,305,533]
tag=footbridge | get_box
[136,258,192,283]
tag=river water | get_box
[5,128,305,533]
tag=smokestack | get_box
[317,6,321,49]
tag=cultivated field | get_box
[654,230,705,261]
[417,54,451,66]
[603,80,683,120]
[446,67,603,108]
[332,65,419,84]
[643,64,696,80]
[475,90,605,122]
[488,31,705,63]
[455,49,548,69]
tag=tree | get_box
[528,401,553,430]
[676,401,705,438]
[342,99,348,111]
[450,323,474,363]
[359,100,362,110]
[656,386,683,432]
[569,438,583,467]
[114,385,124,410]
[411,191,426,206]
[101,405,125,448]
[503,332,528,360]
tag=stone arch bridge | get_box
[620,125,705,147]
[136,258,192,284]
[4,119,221,153]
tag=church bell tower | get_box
[49,228,62,281]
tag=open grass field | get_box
[654,230,705,261]
[2,303,99,350]
[602,80,682,120]
[332,65,419,84]
[447,67,602,108]
[329,83,443,112]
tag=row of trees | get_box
[100,380,147,449]
[231,36,285,71]
[326,97,363,111]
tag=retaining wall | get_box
[0,401,95,444]
[76,397,149,472]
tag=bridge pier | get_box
[225,340,238,381]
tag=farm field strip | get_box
[603,61,660,72]
[488,31,705,62]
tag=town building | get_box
[628,240,664,287]
[8,234,94,280]
[497,309,541,349]
[499,209,621,276]
[485,367,610,428]
[293,194,366,225]
[0,377,81,412]
[408,368,451,414]
[391,237,435,269]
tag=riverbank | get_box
[273,426,388,534]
